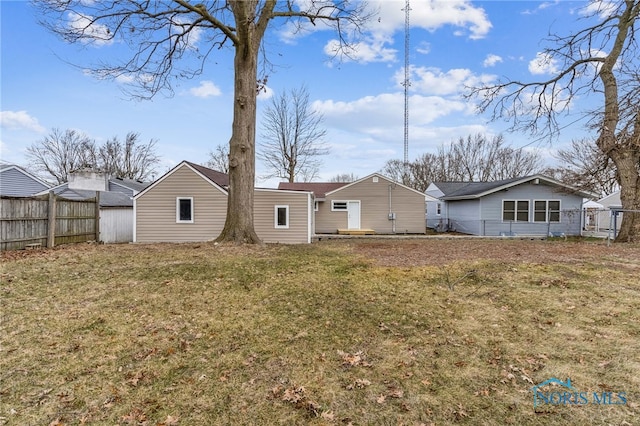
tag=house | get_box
[38,168,151,243]
[426,175,596,237]
[134,161,313,244]
[279,173,429,234]
[0,163,51,196]
[595,191,623,232]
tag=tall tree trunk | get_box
[613,151,640,242]
[216,6,261,244]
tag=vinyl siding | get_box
[0,168,50,197]
[447,200,481,235]
[254,190,311,244]
[135,165,227,242]
[442,181,584,236]
[316,175,425,234]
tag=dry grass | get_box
[1,239,639,425]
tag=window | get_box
[314,201,319,212]
[275,205,289,229]
[503,200,529,222]
[176,197,194,223]
[534,200,561,222]
[332,201,348,211]
[436,203,442,216]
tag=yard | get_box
[1,238,639,425]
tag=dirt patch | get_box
[344,238,640,267]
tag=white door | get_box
[347,201,361,229]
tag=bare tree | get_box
[26,128,95,184]
[382,134,542,192]
[205,144,229,174]
[37,1,371,243]
[258,86,329,183]
[329,172,358,182]
[98,132,160,181]
[27,128,160,183]
[467,1,640,242]
[544,138,619,197]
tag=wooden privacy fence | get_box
[1,192,99,251]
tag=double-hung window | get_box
[503,200,529,222]
[176,197,194,223]
[534,200,561,222]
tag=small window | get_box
[275,205,289,229]
[503,200,529,222]
[314,201,319,211]
[176,197,194,223]
[332,201,348,211]
[436,203,442,216]
[534,200,561,222]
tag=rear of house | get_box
[134,161,312,244]
[315,174,426,234]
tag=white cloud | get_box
[324,36,397,64]
[67,12,113,46]
[416,41,431,55]
[371,0,492,40]
[579,1,617,18]
[0,111,46,133]
[528,52,560,75]
[395,66,496,97]
[258,85,274,101]
[483,54,503,68]
[280,0,492,63]
[189,81,222,98]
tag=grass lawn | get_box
[1,239,639,425]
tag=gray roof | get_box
[49,186,133,207]
[432,175,596,200]
[109,177,151,193]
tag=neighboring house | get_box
[0,163,51,196]
[38,168,151,243]
[280,173,429,234]
[426,175,596,237]
[596,191,623,232]
[134,161,313,244]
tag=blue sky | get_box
[1,1,602,185]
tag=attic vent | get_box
[373,177,379,183]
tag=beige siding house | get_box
[134,161,312,244]
[280,173,427,234]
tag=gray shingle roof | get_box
[432,175,596,200]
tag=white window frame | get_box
[274,205,289,229]
[534,200,561,223]
[176,197,194,223]
[502,199,530,222]
[331,200,349,211]
[436,203,442,216]
[314,201,319,212]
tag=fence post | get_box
[95,192,100,242]
[47,191,56,248]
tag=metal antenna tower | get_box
[402,0,411,174]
